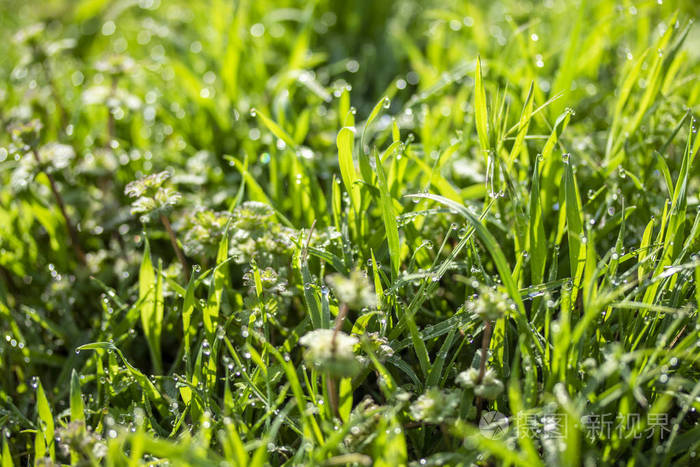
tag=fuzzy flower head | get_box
[326,269,377,310]
[124,171,181,221]
[181,208,230,257]
[229,201,295,266]
[409,388,460,424]
[233,201,275,230]
[469,284,513,322]
[456,367,504,400]
[82,85,141,111]
[299,329,360,378]
[9,119,42,149]
[38,143,75,173]
[95,55,135,77]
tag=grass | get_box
[0,0,699,465]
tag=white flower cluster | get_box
[124,171,181,220]
[456,367,504,400]
[409,388,460,424]
[326,270,377,310]
[299,329,360,378]
[469,284,513,322]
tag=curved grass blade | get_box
[337,127,360,212]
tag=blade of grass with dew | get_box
[474,56,490,158]
[564,154,586,289]
[69,369,85,463]
[405,192,543,359]
[507,81,535,168]
[508,343,541,464]
[528,156,547,287]
[203,232,229,341]
[182,269,196,370]
[34,380,54,461]
[375,148,401,281]
[69,369,84,423]
[426,326,457,388]
[337,126,361,213]
[540,109,573,213]
[299,238,323,330]
[77,342,167,415]
[262,340,324,445]
[359,96,390,183]
[139,238,163,374]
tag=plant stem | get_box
[160,213,189,281]
[327,377,338,419]
[31,148,86,265]
[328,302,349,418]
[332,303,349,337]
[475,319,493,423]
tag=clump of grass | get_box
[0,1,699,466]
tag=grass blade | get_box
[34,380,55,461]
[337,127,361,212]
[375,148,401,280]
[474,56,490,156]
[139,238,163,374]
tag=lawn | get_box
[0,0,699,465]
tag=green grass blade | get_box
[508,81,535,167]
[564,156,585,284]
[251,107,297,150]
[2,439,12,467]
[337,127,361,212]
[203,232,229,340]
[69,369,85,423]
[35,380,54,460]
[139,238,163,374]
[474,56,490,156]
[528,156,547,285]
[374,148,401,280]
